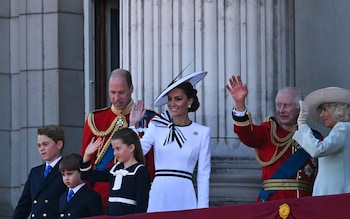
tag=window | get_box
[94,0,120,108]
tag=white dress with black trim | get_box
[141,115,211,212]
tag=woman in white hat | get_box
[130,71,211,212]
[293,87,350,196]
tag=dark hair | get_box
[175,82,200,112]
[110,68,133,89]
[111,128,145,164]
[37,125,65,149]
[59,153,82,172]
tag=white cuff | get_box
[232,107,248,116]
[128,125,138,134]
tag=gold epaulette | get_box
[90,106,110,113]
[87,112,118,137]
[263,116,272,122]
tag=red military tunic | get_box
[233,111,318,201]
[81,101,156,213]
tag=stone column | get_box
[0,0,15,216]
[3,0,85,217]
[120,0,295,205]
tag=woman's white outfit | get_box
[293,122,350,196]
[141,112,211,212]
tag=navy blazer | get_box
[12,161,66,219]
[58,184,103,218]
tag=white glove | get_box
[297,100,308,126]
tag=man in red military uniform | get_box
[226,75,321,201]
[81,68,156,213]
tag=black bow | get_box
[151,110,186,148]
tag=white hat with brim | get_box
[154,71,207,107]
[305,87,350,123]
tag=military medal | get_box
[116,114,126,128]
[90,101,133,165]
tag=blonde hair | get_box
[323,103,350,122]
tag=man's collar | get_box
[111,100,134,115]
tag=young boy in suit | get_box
[12,125,67,219]
[58,153,103,218]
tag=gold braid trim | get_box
[233,120,251,127]
[87,115,118,137]
[255,119,294,167]
[232,112,253,131]
[263,179,312,192]
[94,125,120,165]
[88,101,134,165]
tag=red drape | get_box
[82,193,350,219]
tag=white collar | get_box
[46,156,62,168]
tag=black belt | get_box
[155,169,193,180]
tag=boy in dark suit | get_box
[12,125,67,219]
[58,153,103,218]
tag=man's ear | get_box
[57,140,64,150]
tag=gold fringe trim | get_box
[232,112,253,131]
[255,119,296,167]
[87,101,134,165]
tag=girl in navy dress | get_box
[80,128,150,216]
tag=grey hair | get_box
[275,87,303,108]
[323,103,350,122]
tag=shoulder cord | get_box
[88,114,118,137]
[255,120,294,167]
[88,101,133,165]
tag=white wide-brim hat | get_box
[154,71,207,107]
[304,87,350,123]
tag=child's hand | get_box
[83,137,104,162]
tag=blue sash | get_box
[258,148,309,202]
[96,146,114,170]
[259,129,321,202]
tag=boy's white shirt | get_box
[70,183,85,194]
[46,156,62,168]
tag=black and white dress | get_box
[141,111,211,212]
[80,161,150,216]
